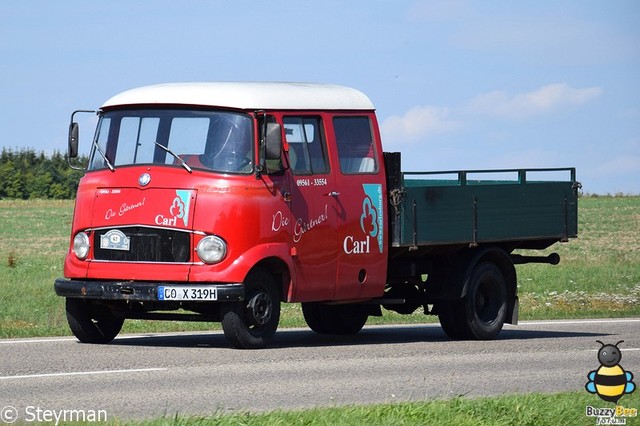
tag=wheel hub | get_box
[476,282,498,324]
[246,292,272,326]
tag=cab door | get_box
[330,115,388,300]
[282,115,339,301]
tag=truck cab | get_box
[56,82,389,348]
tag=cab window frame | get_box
[282,115,330,176]
[332,115,378,175]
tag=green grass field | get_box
[0,196,639,338]
[1,197,638,424]
[136,391,639,426]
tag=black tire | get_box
[221,268,281,349]
[302,303,368,335]
[301,302,330,334]
[438,262,507,340]
[437,300,468,339]
[65,298,124,344]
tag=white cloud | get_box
[466,83,603,119]
[380,106,460,147]
[593,155,640,176]
[579,154,640,194]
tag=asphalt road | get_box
[1,318,639,421]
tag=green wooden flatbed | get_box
[385,155,579,252]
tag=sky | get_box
[1,1,638,194]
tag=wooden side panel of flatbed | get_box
[389,168,579,250]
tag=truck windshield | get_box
[89,109,254,173]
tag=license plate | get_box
[100,229,130,251]
[158,286,218,301]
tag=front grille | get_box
[93,227,191,262]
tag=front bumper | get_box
[54,278,244,302]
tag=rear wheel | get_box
[438,261,507,340]
[437,300,468,339]
[221,268,281,349]
[65,298,124,344]
[302,303,368,335]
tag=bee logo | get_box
[586,340,636,404]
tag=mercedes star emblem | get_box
[138,173,151,186]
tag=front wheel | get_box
[65,298,124,344]
[221,268,281,349]
[438,261,507,340]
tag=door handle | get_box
[326,191,340,197]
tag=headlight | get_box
[196,235,227,264]
[73,232,90,260]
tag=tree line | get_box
[0,148,88,199]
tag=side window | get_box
[333,116,377,174]
[283,117,329,175]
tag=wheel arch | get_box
[253,257,292,302]
[222,242,294,302]
[461,246,518,325]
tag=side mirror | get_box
[68,109,96,161]
[265,122,282,160]
[68,122,79,158]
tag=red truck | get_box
[55,82,579,349]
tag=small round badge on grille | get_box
[138,173,151,186]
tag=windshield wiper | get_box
[93,139,115,172]
[154,141,192,173]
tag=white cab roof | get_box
[101,82,375,111]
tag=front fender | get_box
[189,242,295,289]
